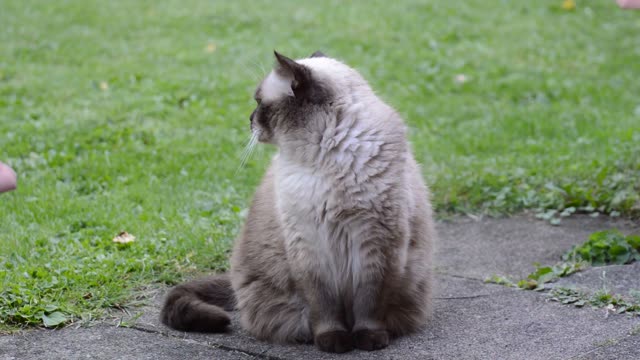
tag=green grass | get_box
[1,0,639,330]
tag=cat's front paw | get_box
[353,329,389,351]
[315,330,354,353]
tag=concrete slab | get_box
[0,325,250,360]
[551,262,640,299]
[127,275,640,360]
[574,332,640,360]
[435,215,639,280]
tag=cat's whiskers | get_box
[236,131,260,174]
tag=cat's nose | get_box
[250,110,256,123]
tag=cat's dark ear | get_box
[310,50,327,58]
[274,51,311,96]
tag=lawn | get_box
[1,0,639,330]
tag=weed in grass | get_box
[549,287,640,316]
[487,229,638,290]
[484,275,517,288]
[485,260,586,291]
[564,230,640,266]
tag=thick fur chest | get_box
[271,154,413,295]
[273,157,373,290]
[273,157,386,228]
[275,161,335,225]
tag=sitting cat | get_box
[161,51,436,353]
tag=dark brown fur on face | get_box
[161,51,436,353]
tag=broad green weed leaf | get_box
[42,311,67,327]
[609,244,631,264]
[627,235,640,251]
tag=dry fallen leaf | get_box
[205,42,217,53]
[562,0,576,11]
[113,231,136,244]
[99,81,109,91]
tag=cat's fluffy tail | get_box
[160,274,236,332]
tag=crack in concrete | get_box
[434,295,490,300]
[127,325,284,360]
[436,272,485,282]
[566,340,617,360]
[567,332,640,360]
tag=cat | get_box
[161,51,436,353]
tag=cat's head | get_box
[250,51,363,144]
